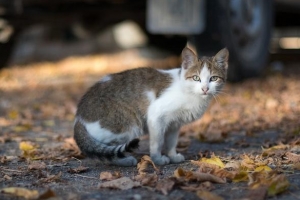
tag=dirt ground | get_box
[0,48,300,200]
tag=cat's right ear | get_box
[181,47,197,69]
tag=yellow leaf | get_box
[255,165,272,172]
[262,144,288,157]
[1,187,39,199]
[232,171,248,182]
[200,156,225,168]
[19,141,36,151]
[196,190,224,200]
[8,110,19,119]
[42,120,55,127]
[13,124,32,132]
[267,174,290,196]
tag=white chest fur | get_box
[147,69,211,127]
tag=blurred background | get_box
[0,0,300,81]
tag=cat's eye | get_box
[192,75,201,82]
[210,76,219,82]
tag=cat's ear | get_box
[181,47,197,69]
[213,48,229,69]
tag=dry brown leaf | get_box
[244,186,268,200]
[191,160,222,173]
[211,168,236,180]
[180,181,214,192]
[137,155,159,174]
[0,156,18,164]
[99,177,140,190]
[1,187,39,199]
[224,160,241,170]
[4,174,12,181]
[63,137,81,156]
[38,189,56,199]
[241,155,256,170]
[155,178,175,195]
[68,166,89,174]
[293,162,300,170]
[196,190,224,200]
[174,168,226,183]
[38,172,62,184]
[248,171,290,196]
[134,173,158,187]
[28,161,47,170]
[99,171,121,181]
[262,144,289,157]
[285,152,300,163]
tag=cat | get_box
[74,47,229,166]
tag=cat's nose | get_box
[202,87,209,94]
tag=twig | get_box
[288,192,300,199]
[0,168,23,173]
[73,174,98,179]
[72,157,82,166]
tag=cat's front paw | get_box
[151,155,170,165]
[169,153,185,163]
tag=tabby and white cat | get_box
[74,47,229,166]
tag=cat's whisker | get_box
[216,90,229,96]
[212,93,219,103]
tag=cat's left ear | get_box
[213,48,229,69]
[181,47,197,69]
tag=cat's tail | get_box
[73,119,139,162]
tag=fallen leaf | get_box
[38,172,62,184]
[248,171,290,196]
[99,171,121,181]
[224,160,241,171]
[4,174,12,181]
[285,152,300,163]
[232,171,248,183]
[211,168,236,180]
[38,189,56,199]
[99,177,140,190]
[254,165,272,172]
[241,155,256,170]
[267,174,290,196]
[262,144,289,157]
[196,190,224,200]
[68,166,89,174]
[174,168,226,183]
[134,173,158,187]
[180,181,214,192]
[19,141,36,152]
[155,178,175,195]
[8,110,19,119]
[28,161,47,170]
[1,187,39,199]
[200,156,225,168]
[244,185,268,200]
[137,155,159,174]
[293,162,300,170]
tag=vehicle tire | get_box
[0,32,18,69]
[190,0,273,82]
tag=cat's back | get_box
[76,67,174,121]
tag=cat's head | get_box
[180,47,229,97]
